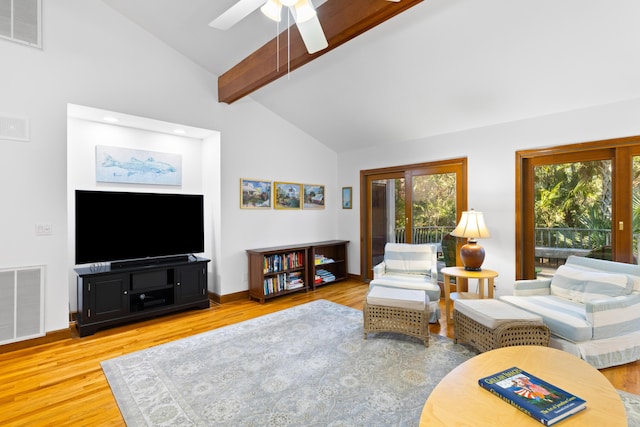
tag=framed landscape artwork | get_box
[342,187,352,209]
[274,182,302,209]
[303,184,325,209]
[240,179,272,209]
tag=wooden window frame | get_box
[516,136,640,279]
[360,158,467,281]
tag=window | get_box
[516,137,640,279]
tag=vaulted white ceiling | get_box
[101,0,640,153]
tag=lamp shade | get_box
[451,209,490,271]
[450,209,490,240]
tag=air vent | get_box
[0,0,42,48]
[0,266,45,345]
[0,113,29,141]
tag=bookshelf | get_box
[310,240,349,289]
[246,240,349,302]
[247,244,310,303]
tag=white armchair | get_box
[370,243,441,323]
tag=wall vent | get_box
[0,114,29,141]
[0,266,45,345]
[0,0,42,48]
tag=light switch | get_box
[35,223,52,236]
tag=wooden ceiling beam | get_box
[218,0,423,104]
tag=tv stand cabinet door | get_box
[176,264,207,304]
[83,272,129,323]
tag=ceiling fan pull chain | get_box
[287,10,291,80]
[276,19,280,72]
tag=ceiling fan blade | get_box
[296,15,328,54]
[209,0,266,30]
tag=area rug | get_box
[102,299,640,426]
[101,299,477,426]
[620,390,640,427]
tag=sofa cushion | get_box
[550,265,632,303]
[500,295,592,342]
[454,299,543,329]
[367,286,427,310]
[383,243,435,275]
[369,275,441,303]
[565,255,640,292]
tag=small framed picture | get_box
[342,187,352,209]
[274,182,302,209]
[303,184,325,209]
[240,179,272,209]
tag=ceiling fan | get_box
[209,0,328,54]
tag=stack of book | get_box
[286,271,304,290]
[315,269,336,283]
[314,254,335,265]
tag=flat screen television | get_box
[75,190,205,265]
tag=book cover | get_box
[478,366,586,426]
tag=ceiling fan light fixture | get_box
[280,0,298,7]
[293,0,316,23]
[260,0,282,22]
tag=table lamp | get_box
[450,209,491,271]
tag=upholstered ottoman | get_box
[454,299,550,353]
[363,286,429,346]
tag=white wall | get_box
[0,0,338,334]
[217,100,338,295]
[338,97,640,296]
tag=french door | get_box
[517,137,640,279]
[360,158,467,281]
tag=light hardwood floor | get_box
[0,279,637,426]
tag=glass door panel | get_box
[411,172,458,247]
[533,159,612,276]
[362,159,466,281]
[370,177,405,270]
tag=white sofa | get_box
[370,243,441,323]
[501,255,640,368]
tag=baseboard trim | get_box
[0,327,72,354]
[208,290,249,304]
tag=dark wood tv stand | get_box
[74,256,210,337]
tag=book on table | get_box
[478,366,586,426]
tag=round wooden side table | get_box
[440,266,498,321]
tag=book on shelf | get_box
[478,366,586,426]
[315,268,336,283]
[286,271,304,290]
[263,272,305,294]
[263,251,304,273]
[314,254,335,265]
